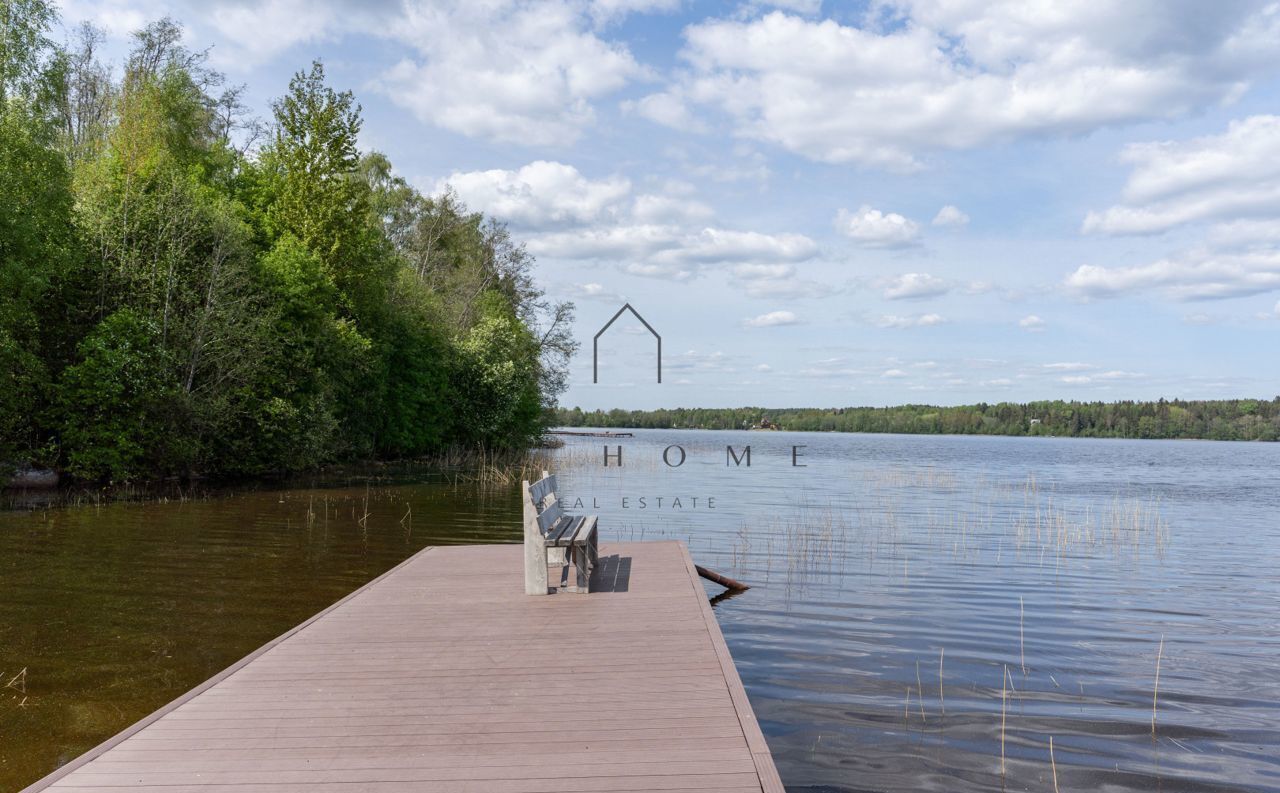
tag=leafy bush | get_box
[56,310,175,480]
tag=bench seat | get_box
[546,515,597,547]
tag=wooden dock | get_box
[547,430,635,437]
[24,541,783,793]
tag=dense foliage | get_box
[0,6,576,481]
[557,399,1280,441]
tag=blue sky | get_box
[58,0,1280,410]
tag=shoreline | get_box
[553,424,1279,443]
[1,447,555,510]
[556,398,1280,443]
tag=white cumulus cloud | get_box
[374,2,647,146]
[745,310,800,327]
[1065,249,1280,301]
[565,282,625,302]
[664,4,1280,169]
[1072,114,1280,300]
[439,161,631,229]
[664,228,818,264]
[530,225,818,281]
[875,313,946,328]
[205,0,338,68]
[882,272,950,300]
[439,160,815,283]
[932,205,970,227]
[1083,116,1280,236]
[1019,314,1046,331]
[835,205,921,248]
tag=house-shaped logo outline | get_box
[593,303,661,383]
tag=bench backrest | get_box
[527,473,556,507]
[536,498,564,534]
[525,472,562,537]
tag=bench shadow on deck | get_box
[558,552,630,592]
[25,541,782,793]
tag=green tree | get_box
[0,61,76,465]
[0,0,56,107]
[2,16,573,482]
[453,292,542,447]
[266,61,390,315]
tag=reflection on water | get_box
[3,431,1279,792]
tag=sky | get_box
[55,0,1280,410]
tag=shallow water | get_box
[3,431,1279,791]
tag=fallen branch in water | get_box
[695,564,750,591]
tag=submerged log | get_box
[695,564,750,591]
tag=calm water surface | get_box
[2,431,1279,792]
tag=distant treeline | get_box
[2,6,576,482]
[556,399,1280,441]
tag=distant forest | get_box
[556,399,1280,441]
[1,5,576,482]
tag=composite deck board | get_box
[111,713,741,733]
[117,728,749,748]
[25,541,782,793]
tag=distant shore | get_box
[556,398,1280,442]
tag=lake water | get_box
[2,430,1279,792]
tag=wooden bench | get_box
[523,471,598,595]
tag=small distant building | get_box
[1029,418,1042,426]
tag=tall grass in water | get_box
[725,470,1172,590]
[1050,736,1060,793]
[938,648,945,716]
[5,668,26,693]
[1152,634,1165,737]
[428,443,614,488]
[1000,665,1009,777]
[3,667,29,710]
[915,661,927,724]
[726,507,850,593]
[1020,596,1027,675]
[700,464,1178,789]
